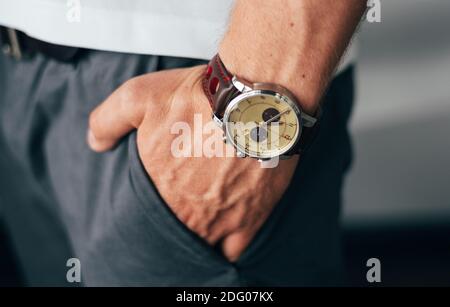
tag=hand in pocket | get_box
[87,66,298,261]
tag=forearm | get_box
[220,0,366,114]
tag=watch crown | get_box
[257,158,272,162]
[236,150,246,158]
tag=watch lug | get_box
[301,112,317,128]
[232,76,253,93]
[212,114,224,128]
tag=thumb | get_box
[87,77,147,152]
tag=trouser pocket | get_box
[82,133,240,286]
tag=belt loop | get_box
[1,27,79,62]
[5,28,22,60]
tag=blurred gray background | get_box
[343,0,450,226]
[340,0,450,286]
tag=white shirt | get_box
[0,0,355,73]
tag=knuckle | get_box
[230,219,245,232]
[119,77,141,103]
[119,76,153,123]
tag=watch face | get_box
[224,91,302,159]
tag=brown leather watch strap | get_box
[202,54,240,118]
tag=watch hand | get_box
[243,110,289,138]
[264,108,290,125]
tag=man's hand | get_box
[87,0,365,262]
[88,66,299,262]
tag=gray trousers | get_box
[0,49,354,286]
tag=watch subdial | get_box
[249,126,268,142]
[262,107,280,122]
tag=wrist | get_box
[217,1,330,114]
[218,45,325,115]
[217,0,365,115]
[218,22,331,115]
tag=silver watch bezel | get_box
[222,81,305,159]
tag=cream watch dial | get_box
[224,92,301,158]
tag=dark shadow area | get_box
[0,220,24,286]
[344,221,450,286]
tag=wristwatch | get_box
[202,54,321,161]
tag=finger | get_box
[221,231,254,263]
[88,77,147,152]
[204,203,248,246]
